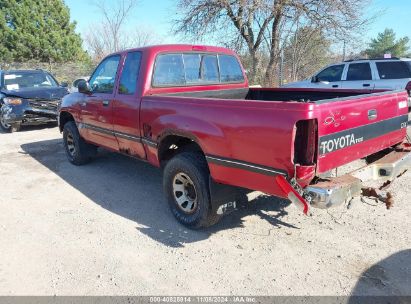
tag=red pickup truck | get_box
[58,44,411,228]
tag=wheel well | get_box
[158,135,205,166]
[59,111,75,132]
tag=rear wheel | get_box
[63,121,96,165]
[163,152,221,229]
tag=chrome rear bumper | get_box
[307,148,411,209]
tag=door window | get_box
[376,62,411,79]
[89,55,121,93]
[346,63,372,81]
[316,65,344,82]
[118,51,142,95]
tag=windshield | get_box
[2,71,58,90]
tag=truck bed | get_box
[143,88,408,198]
[160,87,382,103]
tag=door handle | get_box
[363,84,371,87]
[368,109,377,120]
[102,100,110,107]
[332,85,339,88]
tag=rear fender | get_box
[152,113,228,157]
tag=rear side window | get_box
[152,54,185,87]
[346,63,372,81]
[316,65,344,82]
[119,51,142,95]
[376,62,411,79]
[219,55,244,82]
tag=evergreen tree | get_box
[365,28,409,58]
[0,0,88,62]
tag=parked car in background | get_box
[70,77,89,93]
[0,69,69,132]
[283,58,411,105]
[58,44,411,229]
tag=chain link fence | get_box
[0,62,95,85]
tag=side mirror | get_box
[60,82,69,88]
[73,78,86,88]
[77,80,92,94]
[311,76,319,83]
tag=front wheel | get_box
[163,152,221,229]
[63,121,96,165]
[0,110,20,133]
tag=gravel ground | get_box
[0,125,410,296]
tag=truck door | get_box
[341,62,375,89]
[112,51,146,159]
[80,55,121,151]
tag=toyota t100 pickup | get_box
[58,45,411,228]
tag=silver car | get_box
[283,58,411,91]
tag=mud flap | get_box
[208,177,249,215]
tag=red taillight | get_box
[294,119,318,166]
[406,81,411,91]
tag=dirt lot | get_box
[0,125,410,296]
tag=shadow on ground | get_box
[21,139,295,247]
[348,249,411,303]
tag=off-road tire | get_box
[163,152,221,229]
[63,121,97,166]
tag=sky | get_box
[64,0,411,47]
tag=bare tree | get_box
[93,0,138,52]
[284,25,332,82]
[175,0,371,86]
[85,0,161,61]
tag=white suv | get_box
[283,58,411,91]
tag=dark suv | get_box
[0,69,69,132]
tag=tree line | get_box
[0,0,410,86]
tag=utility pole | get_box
[279,48,284,87]
[343,40,346,61]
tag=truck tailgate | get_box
[315,91,409,173]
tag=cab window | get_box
[316,65,344,82]
[119,51,142,95]
[153,52,244,87]
[219,55,244,83]
[89,55,121,93]
[183,54,202,84]
[346,63,372,81]
[152,54,185,87]
[201,55,219,82]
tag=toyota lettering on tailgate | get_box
[319,114,408,156]
[320,134,364,155]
